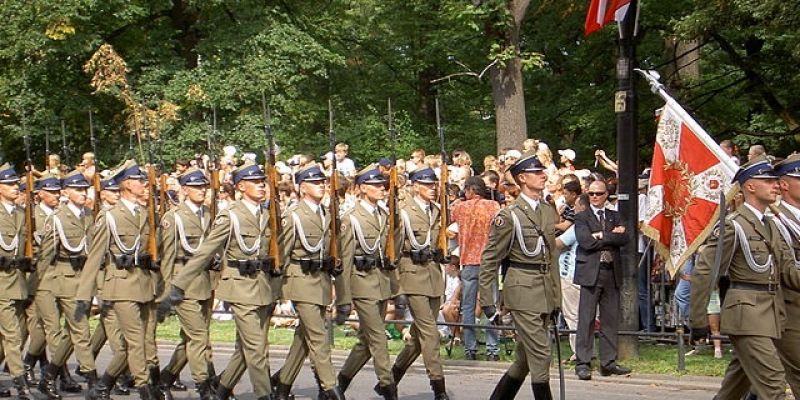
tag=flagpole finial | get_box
[635,68,670,101]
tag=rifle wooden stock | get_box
[146,165,159,263]
[266,163,281,271]
[23,169,35,259]
[209,168,219,223]
[386,166,398,264]
[159,173,168,219]
[437,164,449,255]
[92,173,102,215]
[329,171,339,264]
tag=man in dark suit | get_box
[573,179,631,380]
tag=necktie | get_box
[763,215,773,240]
[374,208,382,226]
[597,209,605,229]
[597,210,612,263]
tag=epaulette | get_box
[726,211,740,222]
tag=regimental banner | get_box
[641,98,738,277]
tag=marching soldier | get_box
[34,170,98,400]
[389,167,449,400]
[273,164,345,400]
[75,160,161,400]
[335,165,401,400]
[479,153,561,400]
[691,155,800,399]
[0,163,37,400]
[155,167,218,400]
[167,161,275,400]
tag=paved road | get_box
[17,344,724,400]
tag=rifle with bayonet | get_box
[434,97,450,264]
[385,99,398,267]
[60,119,70,176]
[45,128,50,173]
[261,93,282,275]
[207,108,220,223]
[328,100,341,275]
[143,116,160,268]
[22,132,35,269]
[89,110,102,214]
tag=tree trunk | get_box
[489,0,531,151]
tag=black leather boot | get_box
[170,378,187,392]
[0,380,11,398]
[336,374,351,393]
[12,376,32,400]
[149,366,171,400]
[531,382,553,400]
[318,387,345,400]
[374,383,398,400]
[86,373,114,400]
[21,354,37,384]
[36,363,61,400]
[112,372,131,396]
[270,371,294,400]
[159,370,178,400]
[197,379,219,400]
[84,370,99,390]
[489,373,525,400]
[744,394,758,400]
[138,386,152,400]
[216,383,233,400]
[430,379,450,400]
[58,365,82,393]
[117,370,134,394]
[390,365,407,386]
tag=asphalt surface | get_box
[8,343,727,400]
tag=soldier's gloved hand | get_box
[167,286,185,304]
[157,286,185,322]
[75,300,91,320]
[482,305,502,326]
[335,304,352,325]
[393,294,409,320]
[550,308,562,325]
[690,326,710,344]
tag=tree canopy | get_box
[1,0,797,171]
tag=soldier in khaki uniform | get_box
[479,153,561,400]
[34,170,98,400]
[155,167,218,400]
[335,165,401,400]
[75,160,161,400]
[167,161,275,400]
[389,167,449,400]
[0,163,36,400]
[691,156,800,400]
[273,164,345,400]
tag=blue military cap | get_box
[0,163,20,184]
[774,153,800,178]
[378,158,392,168]
[294,164,327,184]
[732,155,777,185]
[510,151,545,176]
[409,167,438,184]
[62,170,91,188]
[113,160,148,182]
[101,178,119,191]
[178,167,209,186]
[232,161,266,185]
[355,164,386,185]
[35,173,62,191]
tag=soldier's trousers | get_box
[21,300,47,357]
[393,295,443,380]
[163,299,213,383]
[339,299,392,386]
[36,291,96,372]
[113,301,157,386]
[100,305,129,377]
[716,330,799,400]
[505,310,551,383]
[0,299,25,377]
[718,335,787,399]
[219,303,271,397]
[278,302,336,390]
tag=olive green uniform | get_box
[391,198,446,379]
[479,196,561,384]
[172,200,275,397]
[276,199,339,391]
[35,204,96,372]
[0,201,31,378]
[691,205,800,399]
[76,199,158,387]
[337,201,399,387]
[159,202,214,384]
[22,204,51,360]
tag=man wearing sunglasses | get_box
[573,179,631,381]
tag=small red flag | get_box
[584,0,632,36]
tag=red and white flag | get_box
[641,98,738,276]
[584,0,632,36]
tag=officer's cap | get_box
[510,151,545,176]
[294,164,327,184]
[0,163,20,184]
[113,160,148,182]
[410,167,438,184]
[101,178,119,191]
[378,158,392,168]
[355,164,386,185]
[178,167,210,186]
[232,161,266,185]
[62,170,91,188]
[35,172,62,192]
[733,155,777,185]
[774,153,800,178]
